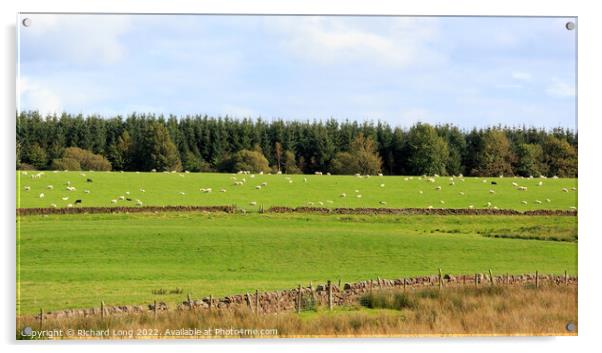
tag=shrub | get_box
[220,149,271,173]
[50,158,81,171]
[62,147,112,171]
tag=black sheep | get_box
[491,181,497,185]
[74,199,82,204]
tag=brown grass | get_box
[17,283,577,339]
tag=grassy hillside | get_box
[17,171,578,210]
[17,212,576,314]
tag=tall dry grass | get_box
[17,283,576,339]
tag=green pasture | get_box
[17,212,577,314]
[17,171,577,210]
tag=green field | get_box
[17,212,577,315]
[17,171,577,210]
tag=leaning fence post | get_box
[438,268,443,290]
[246,292,253,313]
[187,293,192,309]
[255,289,260,315]
[297,284,302,314]
[328,280,333,311]
[489,269,494,286]
[153,300,157,319]
[535,271,539,289]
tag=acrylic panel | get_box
[16,13,577,339]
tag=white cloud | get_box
[512,71,532,81]
[266,17,444,69]
[545,79,575,98]
[21,14,132,65]
[18,76,62,115]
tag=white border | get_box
[2,1,601,352]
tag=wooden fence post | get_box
[187,293,192,309]
[565,270,568,286]
[276,291,280,315]
[403,278,407,291]
[489,269,494,286]
[475,273,479,286]
[101,300,105,320]
[463,275,466,286]
[328,280,333,311]
[39,308,43,329]
[535,271,539,289]
[255,289,260,315]
[338,278,341,289]
[438,268,443,290]
[153,300,157,319]
[209,295,213,311]
[246,292,253,313]
[297,284,302,314]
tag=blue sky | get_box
[18,14,576,129]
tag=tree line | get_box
[16,111,578,177]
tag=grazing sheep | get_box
[249,201,257,206]
[119,196,125,200]
[261,182,268,186]
[62,196,69,201]
[535,200,542,204]
[380,184,385,188]
[428,205,433,209]
[440,200,445,204]
[356,194,362,198]
[378,173,383,177]
[491,181,497,185]
[340,193,347,197]
[537,181,543,186]
[315,171,322,175]
[562,188,569,192]
[521,201,528,205]
[449,181,455,186]
[66,203,73,208]
[569,206,577,210]
[318,201,324,206]
[493,206,499,210]
[419,190,423,194]
[482,179,487,183]
[459,192,465,195]
[379,201,387,205]
[255,185,262,190]
[435,186,442,191]
[126,198,132,201]
[220,189,227,193]
[326,200,333,204]
[404,177,409,181]
[553,176,559,179]
[24,186,30,191]
[486,202,492,207]
[74,199,82,204]
[125,191,130,195]
[50,203,57,208]
[354,189,360,193]
[546,198,552,203]
[151,169,157,172]
[39,193,45,198]
[288,180,293,184]
[489,189,495,194]
[307,202,314,206]
[179,192,186,195]
[140,188,145,192]
[571,187,577,191]
[136,200,143,206]
[304,178,308,183]
[111,199,117,203]
[86,178,93,183]
[47,185,54,190]
[468,205,474,209]
[518,186,528,191]
[512,182,519,187]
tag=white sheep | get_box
[140,188,146,192]
[47,185,54,190]
[379,201,387,205]
[340,193,347,197]
[435,186,442,191]
[380,184,385,188]
[111,199,117,204]
[39,193,45,198]
[50,203,57,208]
[24,186,30,191]
[220,189,227,193]
[378,173,383,177]
[537,181,543,186]
[440,200,445,204]
[119,195,126,200]
[459,191,465,195]
[179,192,186,195]
[66,203,73,208]
[255,185,262,190]
[562,188,568,192]
[249,201,257,206]
[468,205,474,209]
[84,190,90,194]
[535,200,542,204]
[546,198,552,203]
[512,182,519,187]
[62,196,69,201]
[419,190,423,194]
[136,200,143,206]
[521,201,528,205]
[356,194,362,198]
[489,189,495,194]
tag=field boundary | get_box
[16,205,577,216]
[27,272,577,320]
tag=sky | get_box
[18,14,577,130]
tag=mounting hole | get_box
[565,21,575,31]
[566,322,576,332]
[22,18,32,27]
